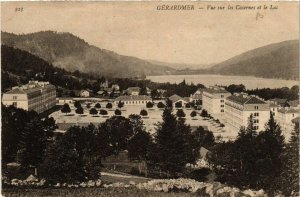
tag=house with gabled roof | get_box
[169,94,189,108]
[225,93,270,134]
[125,87,141,96]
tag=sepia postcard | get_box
[1,1,299,197]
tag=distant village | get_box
[2,80,299,140]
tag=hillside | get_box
[1,31,174,78]
[1,45,99,92]
[209,40,299,80]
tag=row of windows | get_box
[124,100,150,104]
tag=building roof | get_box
[191,94,202,100]
[58,97,74,100]
[269,98,287,105]
[227,94,266,105]
[79,90,90,94]
[292,117,300,124]
[127,87,141,92]
[204,87,229,94]
[277,108,299,114]
[169,94,182,102]
[115,95,151,101]
[288,100,299,107]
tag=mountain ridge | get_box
[1,31,174,78]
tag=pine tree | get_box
[153,106,188,177]
[279,123,299,196]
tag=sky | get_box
[1,1,299,65]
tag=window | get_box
[221,100,224,103]
[254,119,259,123]
[13,96,18,100]
[221,109,224,112]
[221,105,224,108]
[13,102,17,107]
[221,95,224,98]
[254,106,258,110]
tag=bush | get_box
[146,102,154,108]
[190,111,197,118]
[61,103,71,115]
[175,102,182,108]
[75,106,84,115]
[200,109,208,117]
[106,103,113,109]
[140,109,148,117]
[157,102,165,109]
[176,109,186,118]
[74,101,81,109]
[90,108,98,116]
[185,103,191,108]
[99,109,108,115]
[189,168,211,182]
[95,103,101,109]
[115,109,122,116]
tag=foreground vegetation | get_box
[3,187,196,197]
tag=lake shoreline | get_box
[147,74,299,89]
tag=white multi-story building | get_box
[276,108,299,139]
[225,93,270,134]
[114,95,152,106]
[202,87,231,121]
[2,81,56,114]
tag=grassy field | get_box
[2,187,198,197]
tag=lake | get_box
[147,74,299,89]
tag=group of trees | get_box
[225,84,299,101]
[208,113,299,196]
[2,106,57,167]
[146,100,211,177]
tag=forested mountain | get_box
[208,40,299,80]
[1,31,174,78]
[1,45,100,92]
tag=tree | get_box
[157,102,165,109]
[95,103,101,109]
[175,102,182,108]
[190,111,197,119]
[146,101,154,108]
[61,103,71,115]
[200,109,208,117]
[89,108,98,116]
[41,137,86,184]
[128,130,151,172]
[118,101,124,109]
[75,106,84,115]
[185,103,191,108]
[225,84,246,94]
[150,105,192,177]
[255,112,285,192]
[99,116,133,155]
[99,109,108,116]
[139,86,148,95]
[279,123,299,196]
[140,109,148,117]
[86,103,91,109]
[115,109,122,116]
[192,126,215,149]
[74,100,81,109]
[151,89,159,99]
[176,109,186,118]
[106,102,113,109]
